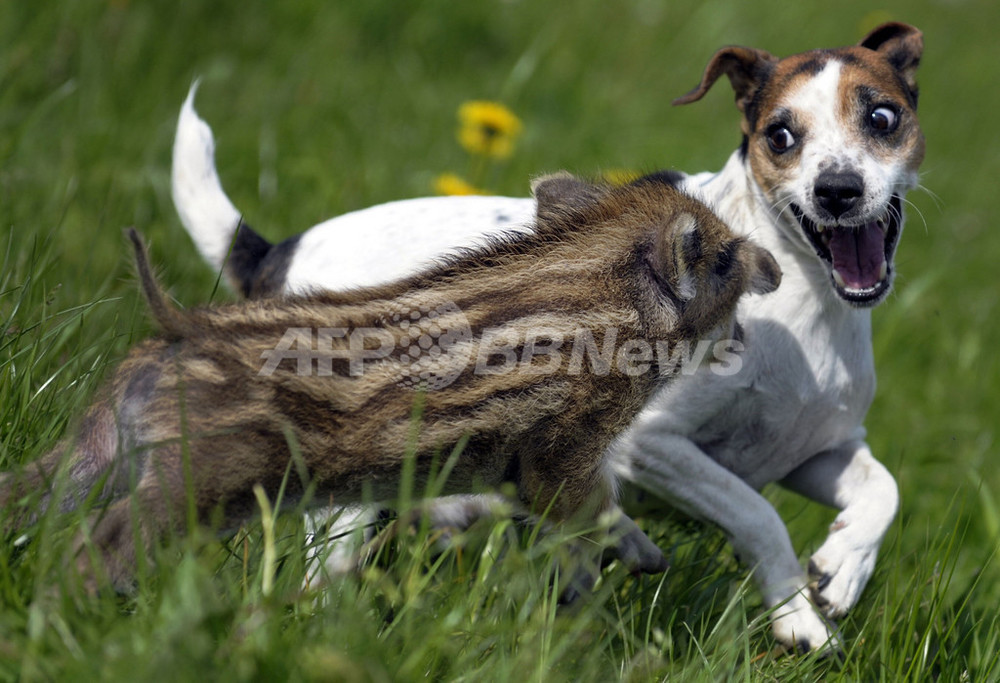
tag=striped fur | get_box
[1,174,779,591]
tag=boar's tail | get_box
[126,228,188,338]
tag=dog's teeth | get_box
[832,269,846,289]
[879,261,888,281]
[816,224,825,234]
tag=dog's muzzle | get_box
[790,194,902,307]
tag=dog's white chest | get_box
[676,299,875,488]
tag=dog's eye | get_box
[869,106,899,133]
[766,126,795,153]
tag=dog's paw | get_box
[807,525,879,618]
[770,593,843,656]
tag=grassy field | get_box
[2,0,999,680]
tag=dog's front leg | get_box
[303,504,379,589]
[779,438,899,618]
[614,428,841,654]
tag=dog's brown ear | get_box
[859,22,922,100]
[673,46,777,115]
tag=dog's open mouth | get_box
[791,195,902,307]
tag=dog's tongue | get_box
[828,222,886,290]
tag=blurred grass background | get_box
[2,0,999,680]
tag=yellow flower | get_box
[456,100,523,159]
[433,173,485,196]
[601,168,641,186]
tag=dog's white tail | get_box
[171,82,242,273]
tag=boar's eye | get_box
[714,241,738,278]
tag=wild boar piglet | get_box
[1,173,779,591]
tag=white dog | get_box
[171,23,924,653]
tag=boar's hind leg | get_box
[1,399,127,530]
[71,440,189,594]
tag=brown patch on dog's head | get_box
[673,23,924,170]
[857,22,922,102]
[833,24,925,170]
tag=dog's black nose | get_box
[814,171,864,219]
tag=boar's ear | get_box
[649,211,701,303]
[532,172,611,222]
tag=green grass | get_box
[2,0,999,680]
